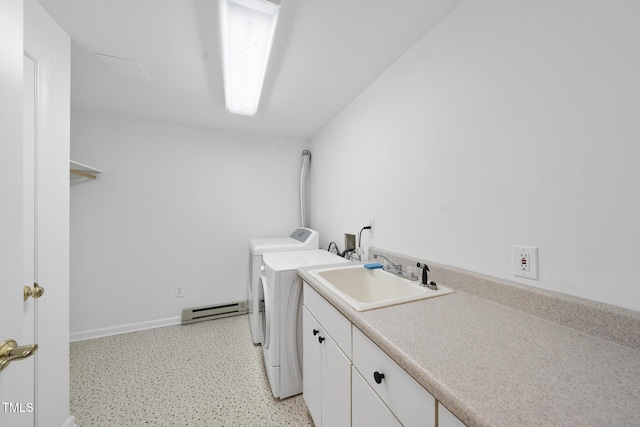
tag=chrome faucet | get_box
[373,254,402,272]
[373,254,419,281]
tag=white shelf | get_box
[70,160,103,184]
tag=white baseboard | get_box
[70,316,181,342]
[61,415,76,427]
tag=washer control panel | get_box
[289,228,316,243]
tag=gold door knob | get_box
[23,283,44,301]
[0,339,38,373]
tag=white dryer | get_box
[262,249,349,399]
[248,228,319,345]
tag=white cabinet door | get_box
[304,282,354,427]
[321,330,351,427]
[303,307,322,425]
[353,327,435,427]
[352,366,401,427]
[438,403,466,427]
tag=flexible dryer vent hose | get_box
[300,150,311,228]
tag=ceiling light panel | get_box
[220,0,281,116]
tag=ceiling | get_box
[38,0,463,140]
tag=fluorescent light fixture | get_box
[220,0,281,116]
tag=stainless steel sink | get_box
[307,265,454,311]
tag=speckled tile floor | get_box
[70,315,314,426]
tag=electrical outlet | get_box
[512,246,538,280]
[369,217,375,233]
[345,233,356,250]
[520,252,530,271]
[175,285,184,298]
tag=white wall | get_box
[70,111,307,337]
[309,0,640,311]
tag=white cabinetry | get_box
[304,281,466,427]
[352,326,436,427]
[352,366,402,427]
[303,283,351,427]
[302,307,322,421]
[438,403,466,427]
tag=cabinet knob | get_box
[318,336,325,343]
[313,329,319,336]
[373,371,385,384]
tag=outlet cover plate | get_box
[512,245,538,280]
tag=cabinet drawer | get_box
[303,282,351,358]
[352,366,401,427]
[352,326,435,427]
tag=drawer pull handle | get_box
[313,329,319,336]
[373,371,385,384]
[318,336,325,343]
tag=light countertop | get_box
[298,260,640,427]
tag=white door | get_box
[0,17,48,427]
[0,2,32,426]
[0,2,35,426]
[1,1,71,425]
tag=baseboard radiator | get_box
[181,300,248,325]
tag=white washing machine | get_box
[248,228,319,345]
[262,249,349,399]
